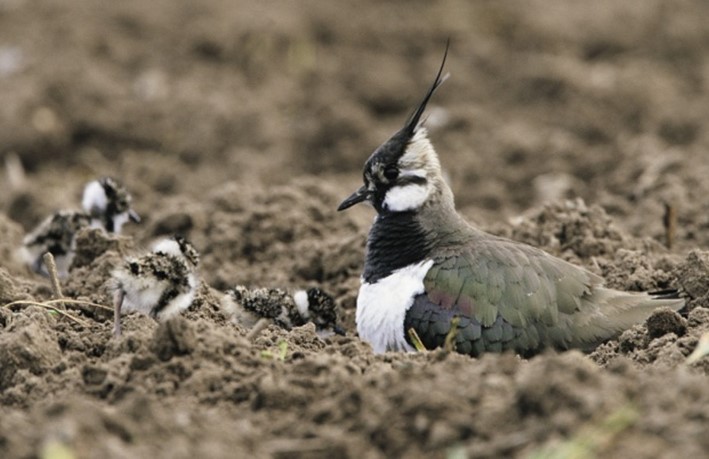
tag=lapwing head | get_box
[292,287,345,336]
[82,177,140,233]
[175,235,200,267]
[152,235,200,267]
[338,44,450,215]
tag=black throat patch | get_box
[363,211,432,283]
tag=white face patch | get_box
[400,169,427,179]
[151,239,182,258]
[356,259,433,353]
[383,183,430,212]
[82,180,107,216]
[378,127,440,213]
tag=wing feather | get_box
[412,235,684,354]
[420,237,601,352]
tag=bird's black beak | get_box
[337,186,368,211]
[129,209,141,223]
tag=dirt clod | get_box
[0,312,61,390]
[646,307,687,339]
[2,1,709,457]
[151,317,197,361]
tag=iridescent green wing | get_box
[406,237,601,355]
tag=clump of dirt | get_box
[645,307,688,339]
[150,317,197,361]
[197,179,365,290]
[0,214,26,275]
[70,227,134,271]
[499,199,632,260]
[674,250,709,310]
[2,1,709,458]
[590,304,709,372]
[0,308,62,395]
[590,250,709,374]
[0,268,34,305]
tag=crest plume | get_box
[403,40,450,136]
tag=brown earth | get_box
[1,1,709,458]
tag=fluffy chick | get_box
[222,286,343,336]
[20,210,91,276]
[20,177,139,277]
[82,177,140,233]
[112,236,199,336]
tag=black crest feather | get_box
[403,40,450,136]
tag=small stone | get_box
[646,307,687,340]
[82,365,108,385]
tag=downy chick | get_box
[112,236,199,336]
[222,286,343,336]
[21,177,139,277]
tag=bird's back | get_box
[406,231,684,355]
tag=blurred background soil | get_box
[1,1,708,457]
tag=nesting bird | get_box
[338,47,684,356]
[222,286,343,336]
[111,236,199,336]
[20,177,140,277]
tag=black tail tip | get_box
[649,289,682,300]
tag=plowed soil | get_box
[1,1,708,458]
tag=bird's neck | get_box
[363,211,432,283]
[363,185,473,283]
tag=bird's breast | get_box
[356,259,433,353]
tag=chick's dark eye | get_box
[384,166,399,181]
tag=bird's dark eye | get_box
[384,166,399,181]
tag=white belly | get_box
[356,260,433,353]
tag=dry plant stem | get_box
[247,318,272,341]
[113,289,124,337]
[60,298,113,319]
[43,252,65,310]
[407,327,427,352]
[663,202,676,249]
[47,298,113,311]
[3,298,112,313]
[3,299,110,329]
[444,316,460,353]
[1,300,89,327]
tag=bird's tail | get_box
[567,288,685,349]
[648,289,684,301]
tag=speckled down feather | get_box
[222,286,340,334]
